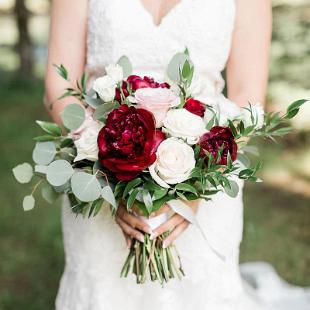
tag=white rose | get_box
[163,109,206,144]
[149,138,195,188]
[134,88,180,127]
[74,121,103,162]
[93,76,116,102]
[242,103,265,129]
[106,64,123,83]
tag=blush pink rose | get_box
[134,88,180,127]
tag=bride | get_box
[44,0,272,309]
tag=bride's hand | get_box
[150,200,200,248]
[115,204,153,247]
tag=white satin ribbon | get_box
[166,199,226,262]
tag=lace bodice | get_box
[87,0,236,94]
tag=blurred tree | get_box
[14,0,34,77]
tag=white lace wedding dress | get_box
[55,1,310,309]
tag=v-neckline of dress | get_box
[136,0,185,28]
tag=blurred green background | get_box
[0,0,309,309]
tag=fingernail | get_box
[144,226,153,234]
[138,236,144,243]
[150,233,157,240]
[162,242,168,249]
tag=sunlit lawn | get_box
[0,75,309,309]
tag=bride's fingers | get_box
[115,217,145,243]
[162,220,189,248]
[149,203,170,217]
[150,213,184,239]
[122,211,153,234]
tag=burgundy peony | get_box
[199,126,237,165]
[184,98,206,117]
[127,75,170,91]
[97,104,165,180]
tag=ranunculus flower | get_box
[97,105,165,180]
[105,64,123,83]
[93,76,116,102]
[184,98,206,117]
[241,103,264,129]
[163,109,206,145]
[149,138,195,188]
[127,75,170,91]
[199,126,237,165]
[133,88,180,127]
[74,120,103,162]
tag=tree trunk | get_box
[14,0,34,77]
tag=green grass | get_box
[0,74,309,309]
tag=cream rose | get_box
[242,103,264,129]
[74,121,103,162]
[105,64,123,83]
[93,76,116,102]
[133,88,180,127]
[149,138,195,188]
[163,109,206,144]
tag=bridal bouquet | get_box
[12,50,306,285]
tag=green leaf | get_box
[182,60,191,79]
[153,188,168,201]
[142,190,153,215]
[224,179,239,198]
[126,188,140,210]
[228,120,238,137]
[167,52,189,82]
[287,99,308,113]
[102,186,117,210]
[61,104,86,130]
[32,142,57,165]
[84,94,103,109]
[71,172,101,202]
[175,183,198,196]
[23,195,35,211]
[93,102,120,121]
[12,163,33,184]
[33,135,57,142]
[53,64,69,80]
[34,165,48,174]
[41,184,58,204]
[60,138,73,148]
[117,55,133,78]
[122,178,142,198]
[88,199,103,218]
[36,120,62,137]
[46,160,74,187]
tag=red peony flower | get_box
[97,105,165,180]
[184,98,206,117]
[199,126,237,165]
[127,75,170,91]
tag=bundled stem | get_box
[120,232,185,285]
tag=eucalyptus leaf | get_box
[71,172,102,202]
[23,195,35,211]
[224,179,239,198]
[12,163,33,184]
[46,160,74,186]
[167,52,189,82]
[32,141,57,165]
[93,102,120,121]
[117,55,133,78]
[61,104,86,130]
[34,165,48,174]
[84,94,103,109]
[41,184,58,204]
[102,186,117,210]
